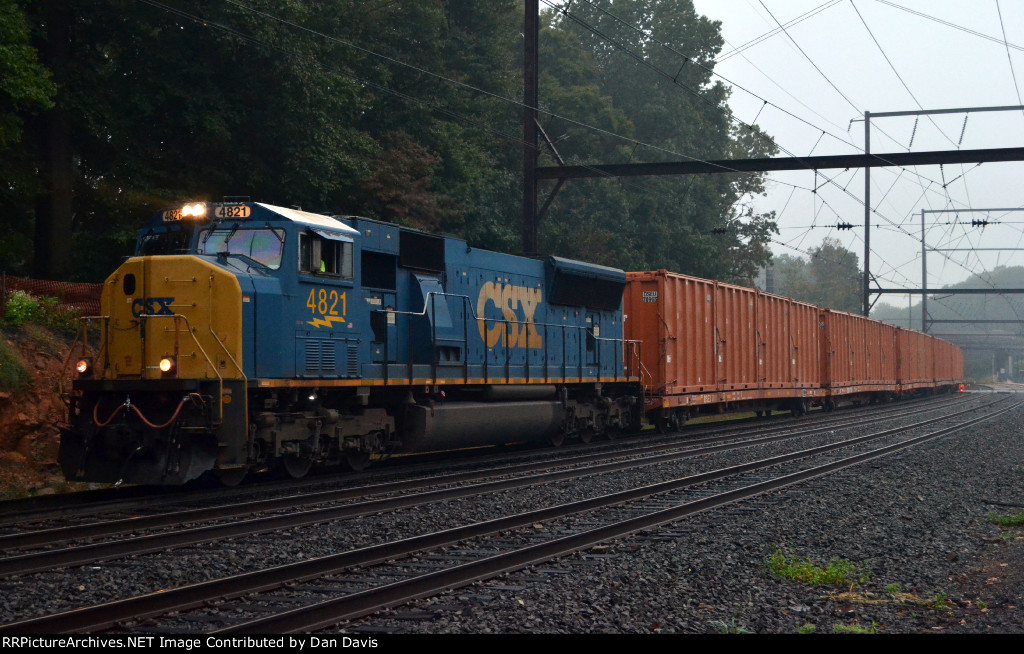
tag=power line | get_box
[849,0,958,148]
[715,0,843,63]
[144,0,1012,293]
[995,0,1024,121]
[545,1,1001,290]
[138,0,789,219]
[568,0,956,200]
[873,0,1024,53]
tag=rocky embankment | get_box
[0,328,77,498]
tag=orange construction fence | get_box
[1,273,103,318]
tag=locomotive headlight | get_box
[181,202,207,218]
[159,357,176,374]
[75,358,92,376]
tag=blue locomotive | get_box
[61,201,643,485]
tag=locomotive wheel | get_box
[344,451,372,472]
[282,454,313,479]
[215,466,248,487]
[549,431,566,447]
[579,430,593,444]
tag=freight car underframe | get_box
[61,378,643,486]
[646,383,958,431]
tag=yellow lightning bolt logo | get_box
[306,315,347,328]
[306,288,348,328]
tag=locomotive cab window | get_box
[299,230,353,279]
[198,227,285,269]
[138,228,192,255]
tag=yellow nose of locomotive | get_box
[99,255,244,380]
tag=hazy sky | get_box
[687,0,1024,309]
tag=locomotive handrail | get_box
[60,315,107,403]
[63,312,232,424]
[137,312,235,425]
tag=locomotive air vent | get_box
[304,339,337,375]
[347,345,359,377]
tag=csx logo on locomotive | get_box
[131,297,175,317]
[476,282,543,349]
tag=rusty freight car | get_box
[624,270,963,428]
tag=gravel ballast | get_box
[340,395,1024,634]
[2,395,1022,633]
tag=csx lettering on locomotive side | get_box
[476,282,543,349]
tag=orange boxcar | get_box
[623,271,717,398]
[818,309,898,403]
[624,271,962,425]
[624,271,822,424]
[898,327,932,389]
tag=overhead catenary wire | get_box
[995,0,1024,122]
[233,0,986,249]
[141,0,1015,297]
[567,0,963,202]
[849,0,959,149]
[715,0,843,63]
[548,3,955,226]
[553,0,986,270]
[873,0,1024,54]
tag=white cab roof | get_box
[256,203,360,236]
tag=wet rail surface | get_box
[0,393,1007,633]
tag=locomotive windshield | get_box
[198,227,286,270]
[137,227,192,255]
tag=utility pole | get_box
[921,210,927,332]
[863,111,871,316]
[910,207,1024,334]
[522,0,539,256]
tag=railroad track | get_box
[0,393,1011,633]
[0,394,980,570]
[0,393,966,534]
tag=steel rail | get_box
[0,397,978,575]
[0,396,1009,634]
[222,398,1020,634]
[0,393,968,550]
[0,393,960,529]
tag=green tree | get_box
[771,237,860,311]
[0,0,53,148]
[11,0,526,279]
[538,0,778,283]
[6,0,777,286]
[0,0,55,273]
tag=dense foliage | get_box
[768,237,862,312]
[3,0,776,284]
